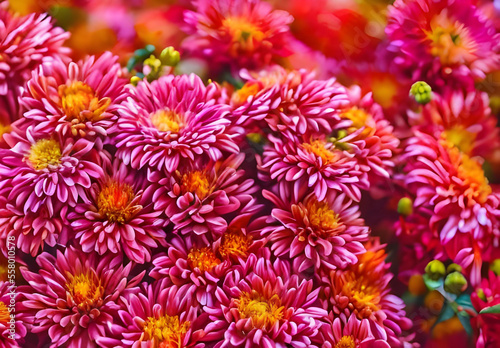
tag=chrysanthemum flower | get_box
[0,281,26,348]
[386,0,500,85]
[0,3,69,96]
[19,247,143,347]
[21,52,125,145]
[0,127,103,216]
[68,159,167,264]
[322,242,412,346]
[153,153,260,242]
[203,250,327,347]
[404,132,500,284]
[262,189,369,272]
[97,280,206,348]
[112,74,238,176]
[471,271,500,347]
[182,0,294,71]
[260,134,369,201]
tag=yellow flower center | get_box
[237,291,284,330]
[232,82,261,106]
[180,171,211,200]
[427,11,476,66]
[0,123,10,137]
[341,270,382,319]
[97,181,136,223]
[0,302,10,324]
[66,272,104,311]
[456,153,492,204]
[442,126,476,155]
[302,140,338,164]
[222,17,265,53]
[150,109,182,133]
[187,247,221,272]
[341,107,374,137]
[59,81,111,123]
[219,231,250,259]
[27,139,62,170]
[143,315,190,348]
[305,199,340,232]
[336,336,355,348]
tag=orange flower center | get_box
[302,140,338,164]
[59,81,111,123]
[456,153,492,204]
[305,199,340,232]
[222,17,265,54]
[442,125,476,155]
[0,302,10,324]
[341,106,374,137]
[180,171,211,200]
[27,139,61,170]
[232,82,261,105]
[97,181,136,223]
[336,336,355,348]
[237,291,284,330]
[341,270,382,319]
[143,315,190,348]
[66,272,104,311]
[0,123,10,137]
[219,231,250,259]
[150,109,182,133]
[187,247,221,272]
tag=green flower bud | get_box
[490,259,500,276]
[425,260,446,280]
[397,197,413,217]
[410,81,432,104]
[477,289,487,302]
[446,263,463,274]
[160,47,181,66]
[444,271,468,294]
[130,76,141,86]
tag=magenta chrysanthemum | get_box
[97,280,206,348]
[21,52,126,145]
[68,158,167,263]
[386,0,500,85]
[19,247,143,347]
[0,281,26,348]
[263,189,369,272]
[203,250,327,347]
[112,74,239,176]
[153,153,260,242]
[182,0,294,70]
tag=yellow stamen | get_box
[97,181,137,223]
[341,106,374,137]
[143,315,190,348]
[237,291,284,330]
[232,82,261,105]
[302,140,338,164]
[0,302,10,324]
[336,336,355,348]
[66,272,104,311]
[187,247,221,272]
[59,81,111,124]
[304,198,340,232]
[150,109,182,133]
[341,270,382,319]
[219,231,250,259]
[457,153,492,204]
[442,125,476,155]
[27,139,61,170]
[180,171,211,200]
[222,17,265,54]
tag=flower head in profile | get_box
[68,158,167,263]
[22,53,125,146]
[0,281,27,348]
[19,247,143,348]
[203,250,327,347]
[113,74,238,176]
[97,280,206,348]
[263,188,369,273]
[386,0,500,86]
[153,153,260,243]
[182,0,293,71]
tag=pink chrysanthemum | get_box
[182,0,294,71]
[408,88,499,159]
[404,132,500,284]
[262,188,369,272]
[260,133,369,201]
[68,159,167,263]
[471,271,500,348]
[97,280,206,348]
[153,153,260,242]
[386,0,500,86]
[0,3,69,96]
[0,127,103,216]
[112,74,238,176]
[322,242,412,346]
[19,247,143,348]
[203,250,327,347]
[21,52,126,145]
[0,281,26,348]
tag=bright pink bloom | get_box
[0,281,26,348]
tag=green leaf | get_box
[457,311,473,336]
[480,304,500,314]
[433,302,455,326]
[456,293,477,314]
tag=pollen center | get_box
[342,270,382,319]
[232,82,261,106]
[238,291,284,330]
[27,139,62,170]
[305,199,340,232]
[59,81,110,122]
[66,272,104,311]
[97,181,136,223]
[143,315,190,347]
[336,336,355,348]
[341,106,374,137]
[442,125,476,155]
[181,171,211,200]
[223,17,265,51]
[219,231,250,259]
[302,140,338,164]
[0,302,10,324]
[187,247,221,272]
[150,109,182,133]
[457,154,491,204]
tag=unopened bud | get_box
[410,81,432,104]
[425,260,446,280]
[444,271,468,294]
